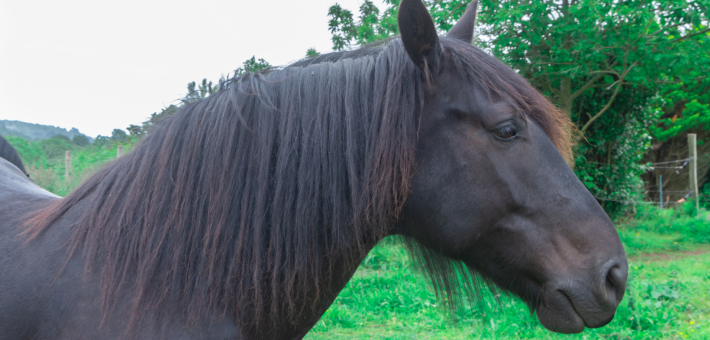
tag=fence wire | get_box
[584,155,701,206]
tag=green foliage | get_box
[127,124,144,138]
[328,0,402,51]
[306,236,710,339]
[306,48,321,59]
[129,104,181,138]
[36,136,76,161]
[328,3,358,51]
[328,0,470,51]
[478,0,707,214]
[6,135,137,196]
[617,202,710,256]
[701,181,710,210]
[476,0,708,116]
[111,129,128,143]
[183,79,220,104]
[653,100,710,142]
[0,120,91,141]
[52,134,71,142]
[573,89,657,217]
[234,56,271,76]
[72,134,90,146]
[649,21,710,142]
[93,135,111,148]
[3,135,48,169]
[93,126,141,149]
[326,0,710,215]
[623,203,710,245]
[95,103,180,147]
[178,56,272,107]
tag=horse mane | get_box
[23,37,572,337]
[0,136,28,176]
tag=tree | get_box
[111,129,128,143]
[37,136,75,160]
[327,0,710,215]
[51,134,71,142]
[328,0,400,50]
[234,56,271,76]
[642,31,710,202]
[651,31,710,142]
[72,134,90,146]
[127,125,144,138]
[478,0,708,133]
[180,57,272,105]
[123,104,181,139]
[474,0,709,212]
[183,79,220,104]
[94,135,110,148]
[306,48,321,59]
[329,0,708,129]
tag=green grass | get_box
[305,241,710,339]
[6,135,136,196]
[306,205,710,339]
[618,204,710,257]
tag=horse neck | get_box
[284,240,378,339]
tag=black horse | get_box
[0,1,627,339]
[0,135,28,176]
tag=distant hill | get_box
[0,120,92,142]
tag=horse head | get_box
[395,0,628,333]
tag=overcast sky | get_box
[0,0,387,138]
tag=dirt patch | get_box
[630,246,710,262]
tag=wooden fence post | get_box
[65,150,72,183]
[659,174,663,209]
[117,145,124,158]
[688,133,699,212]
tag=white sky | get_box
[0,0,387,138]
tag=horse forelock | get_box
[440,38,575,164]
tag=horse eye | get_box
[494,124,518,140]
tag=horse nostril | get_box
[604,264,628,303]
[606,268,617,288]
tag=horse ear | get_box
[446,0,479,44]
[398,0,442,73]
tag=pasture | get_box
[305,205,710,339]
[305,240,710,339]
[6,135,710,339]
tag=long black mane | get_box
[26,37,572,336]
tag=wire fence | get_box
[588,194,710,206]
[583,159,690,170]
[580,156,702,207]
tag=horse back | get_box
[0,158,57,201]
[0,158,242,339]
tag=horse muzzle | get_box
[536,257,628,333]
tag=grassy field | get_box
[305,204,710,339]
[5,135,136,196]
[305,240,709,339]
[5,136,710,339]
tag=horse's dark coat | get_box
[0,135,28,176]
[0,1,627,339]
